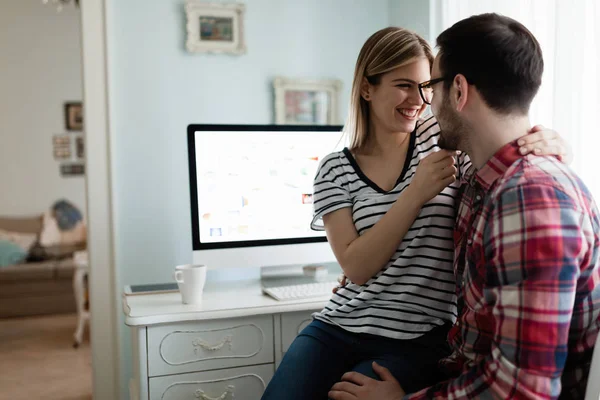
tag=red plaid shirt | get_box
[408,140,600,399]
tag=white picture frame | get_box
[185,1,246,55]
[273,77,342,125]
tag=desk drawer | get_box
[281,310,317,353]
[149,364,273,400]
[147,315,274,376]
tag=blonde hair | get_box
[345,27,434,150]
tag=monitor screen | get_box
[188,125,344,250]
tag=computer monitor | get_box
[187,124,344,270]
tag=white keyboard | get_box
[263,281,338,301]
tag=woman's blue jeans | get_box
[261,319,450,400]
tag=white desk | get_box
[123,279,332,400]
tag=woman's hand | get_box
[408,150,457,204]
[332,274,347,293]
[518,125,573,164]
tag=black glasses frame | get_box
[418,77,449,105]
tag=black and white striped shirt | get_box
[311,116,465,339]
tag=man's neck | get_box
[468,113,531,170]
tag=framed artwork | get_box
[185,1,246,54]
[76,136,85,159]
[64,102,83,131]
[60,163,85,177]
[273,77,342,125]
[52,134,72,160]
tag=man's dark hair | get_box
[436,13,543,115]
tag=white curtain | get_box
[436,0,600,201]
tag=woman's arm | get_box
[324,150,457,285]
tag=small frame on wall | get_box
[273,77,342,125]
[60,163,85,177]
[185,1,246,54]
[64,102,83,131]
[75,136,85,159]
[52,134,72,160]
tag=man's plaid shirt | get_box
[408,140,600,399]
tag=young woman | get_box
[261,27,569,400]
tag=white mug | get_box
[174,264,207,304]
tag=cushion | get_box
[52,199,83,230]
[39,211,86,247]
[0,240,27,267]
[0,229,37,252]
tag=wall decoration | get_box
[273,77,342,125]
[64,102,83,131]
[53,134,72,160]
[60,163,85,176]
[75,136,85,159]
[42,0,80,12]
[185,1,246,54]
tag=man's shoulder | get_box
[493,155,592,209]
[503,155,565,184]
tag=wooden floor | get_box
[0,313,92,400]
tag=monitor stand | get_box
[260,264,337,289]
[260,264,305,279]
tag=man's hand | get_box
[328,362,406,400]
[518,125,573,164]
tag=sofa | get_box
[0,215,79,318]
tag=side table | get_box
[73,250,90,348]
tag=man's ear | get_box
[452,74,469,112]
[360,77,372,101]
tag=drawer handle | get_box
[159,324,265,366]
[195,385,235,400]
[192,335,233,353]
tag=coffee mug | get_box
[174,264,207,304]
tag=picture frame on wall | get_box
[64,102,83,131]
[75,136,85,159]
[273,77,342,125]
[52,134,72,160]
[60,163,85,177]
[185,1,246,55]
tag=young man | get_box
[329,13,600,400]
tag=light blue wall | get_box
[106,1,396,397]
[108,0,391,287]
[389,0,432,41]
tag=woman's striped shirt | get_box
[311,115,470,339]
